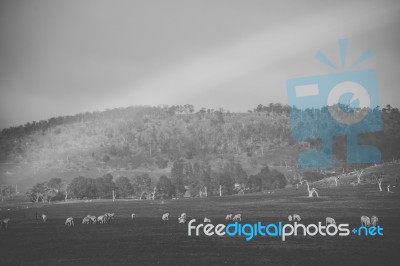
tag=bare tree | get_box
[305,180,319,198]
[356,170,364,184]
[333,176,340,187]
[199,186,207,198]
[151,187,156,200]
[375,174,384,192]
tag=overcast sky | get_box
[0,0,399,129]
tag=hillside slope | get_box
[1,104,399,191]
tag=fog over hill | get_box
[1,103,399,193]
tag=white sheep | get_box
[225,214,233,220]
[232,214,242,222]
[361,216,371,227]
[371,216,378,226]
[293,214,301,222]
[162,213,170,221]
[325,217,336,226]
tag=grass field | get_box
[1,184,400,266]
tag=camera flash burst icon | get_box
[287,39,382,168]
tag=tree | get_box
[68,176,97,199]
[115,176,133,198]
[223,159,248,185]
[375,174,384,192]
[132,173,152,199]
[0,184,15,202]
[46,177,68,201]
[94,173,116,199]
[268,170,287,189]
[156,176,175,199]
[356,170,364,184]
[47,177,63,192]
[253,166,287,191]
[305,180,319,198]
[26,183,51,203]
[171,160,185,196]
[247,175,262,192]
[215,172,235,196]
[333,176,340,187]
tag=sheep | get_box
[87,215,97,224]
[3,218,10,229]
[180,213,187,219]
[204,217,211,223]
[225,214,233,221]
[131,213,136,220]
[97,215,106,224]
[371,216,379,226]
[178,217,186,223]
[162,213,170,221]
[104,213,115,220]
[65,217,74,227]
[293,214,301,222]
[232,214,242,222]
[326,217,336,226]
[82,217,91,224]
[42,214,47,223]
[361,216,371,227]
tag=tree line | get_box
[25,159,287,202]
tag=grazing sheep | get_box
[326,217,336,226]
[97,215,107,224]
[232,214,242,222]
[162,213,170,221]
[178,217,186,223]
[104,213,115,220]
[131,213,136,220]
[288,215,293,222]
[293,214,301,222]
[42,214,47,223]
[82,217,91,224]
[65,217,74,227]
[361,216,371,227]
[180,213,187,219]
[3,218,10,228]
[225,214,233,220]
[204,217,211,223]
[87,215,97,224]
[371,216,379,226]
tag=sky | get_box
[0,0,399,129]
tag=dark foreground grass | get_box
[1,185,400,266]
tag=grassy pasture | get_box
[1,184,400,265]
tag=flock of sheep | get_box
[161,212,242,224]
[287,214,379,227]
[64,212,115,226]
[61,212,242,226]
[0,213,379,229]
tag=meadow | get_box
[0,184,399,266]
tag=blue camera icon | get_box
[287,69,382,168]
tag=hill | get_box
[1,104,400,192]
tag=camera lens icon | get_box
[327,81,370,125]
[287,69,382,168]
